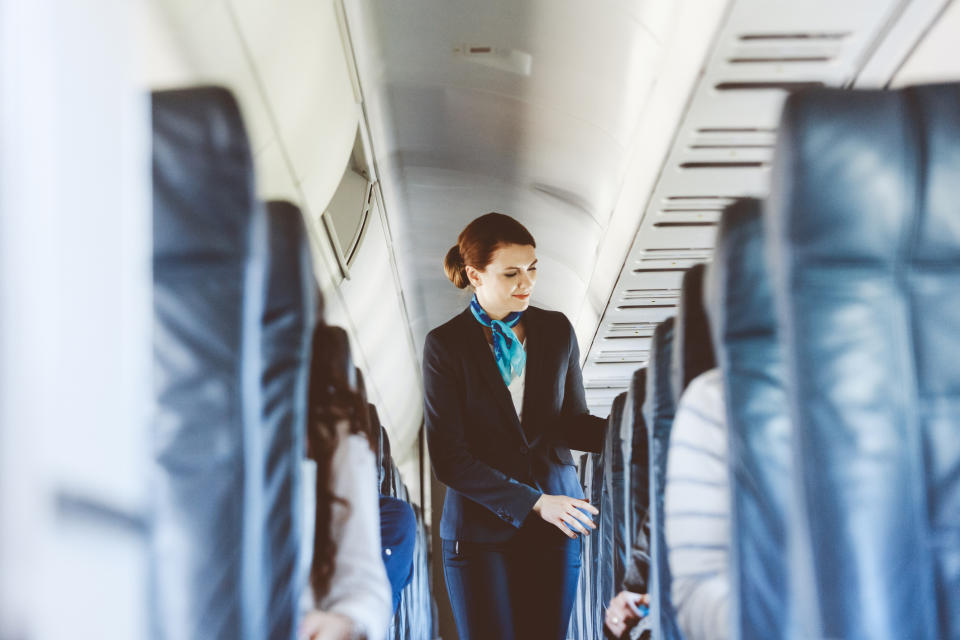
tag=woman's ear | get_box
[465,265,483,289]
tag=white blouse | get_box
[489,337,526,420]
[299,429,391,640]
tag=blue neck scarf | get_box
[469,294,526,386]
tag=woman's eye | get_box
[505,273,517,278]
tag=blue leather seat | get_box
[260,200,317,639]
[644,317,684,640]
[622,367,651,593]
[151,87,266,640]
[599,392,628,605]
[578,451,599,639]
[672,264,716,405]
[768,82,960,640]
[705,198,791,640]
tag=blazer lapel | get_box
[459,307,529,445]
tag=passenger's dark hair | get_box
[443,212,536,289]
[305,323,377,601]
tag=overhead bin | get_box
[705,198,791,640]
[151,86,266,640]
[768,82,960,640]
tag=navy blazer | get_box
[423,304,606,542]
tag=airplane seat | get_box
[769,82,960,640]
[704,198,791,640]
[644,317,684,640]
[599,392,629,604]
[151,86,267,639]
[370,406,394,495]
[260,200,318,640]
[590,442,607,634]
[576,451,599,639]
[671,263,716,406]
[623,367,651,592]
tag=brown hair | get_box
[443,212,536,289]
[305,323,377,601]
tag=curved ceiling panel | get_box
[349,0,684,343]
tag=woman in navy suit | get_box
[422,212,607,640]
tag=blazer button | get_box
[519,445,529,455]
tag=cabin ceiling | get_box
[347,0,957,416]
[347,0,705,346]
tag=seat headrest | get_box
[671,263,715,405]
[644,316,676,429]
[705,198,770,347]
[152,87,256,261]
[264,200,317,327]
[770,83,960,266]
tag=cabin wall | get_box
[143,0,425,496]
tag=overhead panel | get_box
[582,0,916,412]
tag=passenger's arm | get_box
[557,318,606,453]
[664,370,730,640]
[423,332,542,528]
[311,435,391,640]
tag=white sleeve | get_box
[664,368,731,640]
[309,434,392,640]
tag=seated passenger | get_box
[299,325,391,640]
[664,368,730,640]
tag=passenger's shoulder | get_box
[676,368,726,424]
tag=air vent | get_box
[622,289,680,301]
[585,378,632,390]
[738,32,850,41]
[454,44,533,75]
[679,160,767,169]
[695,128,776,134]
[653,221,718,228]
[714,81,825,91]
[607,322,658,338]
[595,350,650,364]
[638,248,711,261]
[728,55,833,64]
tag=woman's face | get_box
[467,243,537,320]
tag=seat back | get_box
[705,198,790,640]
[260,200,316,640]
[671,263,716,405]
[151,87,265,640]
[769,83,960,640]
[599,392,628,602]
[644,317,684,640]
[623,367,651,591]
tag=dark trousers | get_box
[442,518,582,640]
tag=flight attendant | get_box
[422,212,607,640]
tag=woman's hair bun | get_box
[443,244,469,289]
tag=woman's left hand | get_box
[298,609,360,640]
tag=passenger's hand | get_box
[604,591,649,638]
[532,494,598,538]
[298,609,358,640]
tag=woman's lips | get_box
[513,293,530,299]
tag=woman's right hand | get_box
[532,494,598,538]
